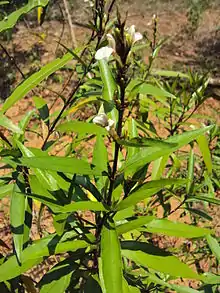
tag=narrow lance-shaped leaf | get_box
[145,273,200,293]
[33,96,49,126]
[0,113,23,134]
[1,53,72,113]
[18,156,104,176]
[13,110,35,142]
[186,147,194,194]
[10,174,26,264]
[100,217,123,293]
[117,216,212,238]
[121,241,202,280]
[151,155,169,180]
[142,218,212,238]
[56,121,107,136]
[0,231,89,282]
[16,141,58,191]
[0,0,49,34]
[127,118,139,160]
[121,126,213,174]
[39,261,75,293]
[93,134,108,192]
[206,235,220,262]
[0,183,14,200]
[197,134,212,174]
[98,59,118,122]
[116,179,186,211]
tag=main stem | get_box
[107,69,126,205]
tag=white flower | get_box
[93,113,108,127]
[105,119,115,132]
[127,25,143,44]
[95,46,114,61]
[106,33,116,51]
[93,114,115,132]
[133,32,143,43]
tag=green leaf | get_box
[18,156,104,176]
[0,0,49,34]
[143,218,212,238]
[186,147,194,194]
[56,201,107,213]
[10,174,26,264]
[84,275,102,293]
[116,179,186,211]
[187,195,220,205]
[117,216,212,238]
[145,273,199,293]
[197,134,212,174]
[121,241,202,280]
[186,207,213,221]
[0,231,89,282]
[16,141,58,191]
[98,59,117,121]
[0,183,14,199]
[0,113,23,133]
[93,135,108,172]
[152,69,189,78]
[118,137,176,148]
[56,121,107,136]
[122,277,141,293]
[98,59,116,102]
[1,53,72,113]
[93,134,108,192]
[170,284,200,293]
[39,260,75,293]
[202,272,220,284]
[117,216,155,235]
[127,118,139,160]
[151,155,169,180]
[206,235,220,262]
[121,126,213,174]
[101,217,123,293]
[138,83,176,99]
[13,110,35,142]
[33,96,49,126]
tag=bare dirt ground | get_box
[0,0,220,290]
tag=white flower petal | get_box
[133,32,143,43]
[95,46,114,61]
[106,34,116,51]
[128,25,136,40]
[93,113,108,127]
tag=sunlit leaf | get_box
[0,113,23,133]
[18,156,104,176]
[121,126,213,174]
[56,121,107,136]
[10,174,26,264]
[206,235,220,262]
[0,231,89,282]
[121,241,202,279]
[1,53,72,113]
[197,134,212,174]
[0,0,49,34]
[116,179,186,211]
[101,217,123,293]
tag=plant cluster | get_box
[0,1,219,293]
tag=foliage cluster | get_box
[0,1,219,293]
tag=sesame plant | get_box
[0,0,219,292]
